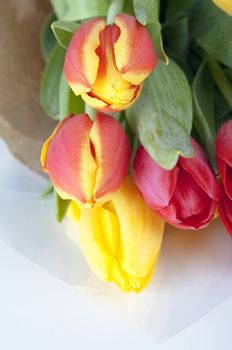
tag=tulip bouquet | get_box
[39,0,232,292]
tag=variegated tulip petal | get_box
[42,114,97,204]
[91,25,138,106]
[90,113,131,201]
[114,14,157,86]
[64,18,105,95]
[81,92,108,111]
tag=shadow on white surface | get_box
[1,138,232,342]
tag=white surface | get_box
[0,138,232,349]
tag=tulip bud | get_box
[219,188,232,237]
[216,119,232,236]
[216,119,232,200]
[41,113,131,207]
[212,0,232,15]
[64,14,157,112]
[68,177,164,292]
[133,139,221,230]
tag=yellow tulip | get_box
[68,177,165,292]
[212,0,232,15]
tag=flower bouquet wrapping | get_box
[39,0,232,293]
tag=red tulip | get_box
[41,113,131,207]
[133,139,221,229]
[64,14,157,112]
[219,189,232,237]
[216,119,232,200]
[216,119,232,236]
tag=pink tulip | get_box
[216,119,232,236]
[133,139,221,229]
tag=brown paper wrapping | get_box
[0,0,57,175]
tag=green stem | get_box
[107,0,125,24]
[207,59,232,110]
[85,104,96,121]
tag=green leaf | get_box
[41,181,54,198]
[162,15,188,61]
[189,0,229,40]
[54,190,71,223]
[166,0,197,19]
[197,17,232,69]
[147,23,169,65]
[40,44,65,118]
[57,72,85,121]
[51,20,81,49]
[40,12,57,61]
[192,60,217,172]
[133,0,159,25]
[50,0,110,21]
[126,59,193,170]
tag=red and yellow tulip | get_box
[212,0,232,15]
[64,14,157,112]
[41,113,131,207]
[68,177,165,292]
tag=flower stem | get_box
[207,59,232,110]
[85,104,96,121]
[106,0,125,25]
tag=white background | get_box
[0,138,231,350]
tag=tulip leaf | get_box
[162,15,188,61]
[126,59,193,170]
[192,60,217,172]
[40,44,65,118]
[133,0,160,25]
[57,72,85,121]
[50,0,111,21]
[166,0,197,19]
[40,12,57,62]
[197,17,232,69]
[54,190,71,223]
[51,20,81,49]
[147,23,169,65]
[41,181,54,199]
[189,0,229,40]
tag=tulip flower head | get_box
[133,139,221,230]
[68,177,164,292]
[64,14,157,112]
[212,0,232,15]
[41,113,131,207]
[216,119,232,236]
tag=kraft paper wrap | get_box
[0,0,56,175]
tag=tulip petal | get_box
[81,92,109,111]
[216,119,232,166]
[180,138,221,201]
[64,18,105,95]
[133,146,179,210]
[216,120,232,200]
[77,177,164,292]
[160,169,217,229]
[90,113,131,201]
[42,114,97,204]
[112,177,164,291]
[219,188,232,237]
[114,14,157,85]
[212,0,232,16]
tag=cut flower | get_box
[64,14,157,112]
